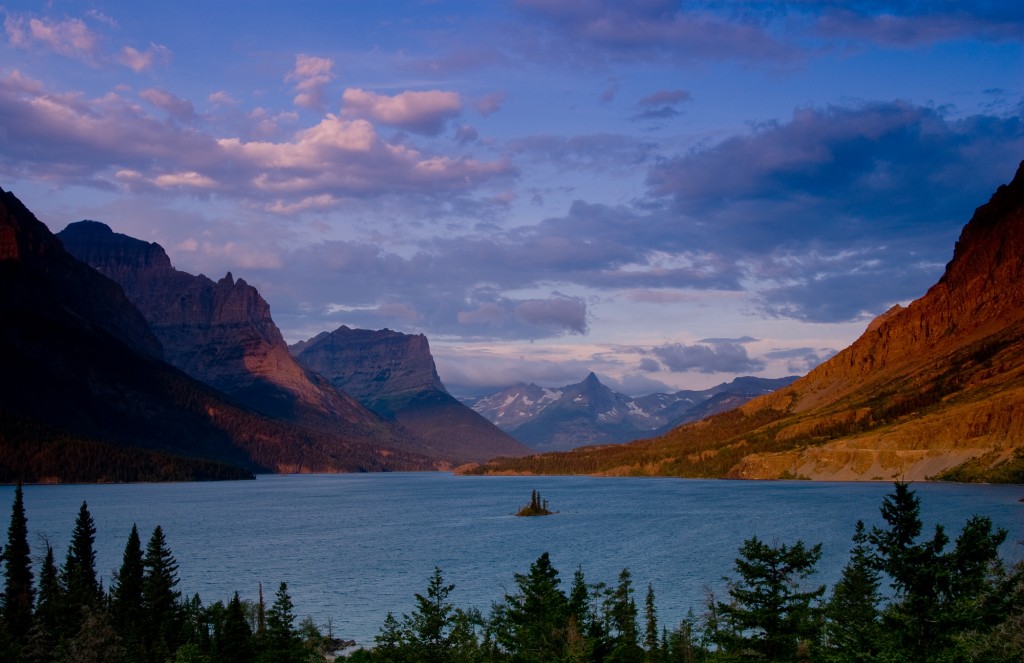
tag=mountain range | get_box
[472,372,797,452]
[0,191,527,482]
[464,161,1024,482]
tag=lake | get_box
[2,474,1022,648]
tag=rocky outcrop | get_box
[57,222,374,426]
[291,326,446,408]
[292,326,531,462]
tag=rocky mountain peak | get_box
[56,221,374,423]
[292,325,446,404]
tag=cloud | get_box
[652,339,765,374]
[515,0,800,65]
[763,347,836,374]
[644,101,1024,321]
[812,5,1024,46]
[514,296,588,334]
[476,92,506,116]
[119,43,172,72]
[0,72,510,205]
[458,302,506,326]
[4,15,100,61]
[139,88,195,122]
[286,54,334,110]
[638,89,691,107]
[341,88,462,135]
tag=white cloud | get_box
[342,88,462,135]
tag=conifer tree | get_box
[142,525,181,662]
[214,592,254,663]
[2,481,35,642]
[824,520,881,661]
[109,524,145,652]
[496,552,570,661]
[714,536,825,661]
[644,584,660,661]
[31,543,61,653]
[261,582,301,663]
[60,501,102,636]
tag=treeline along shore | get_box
[1,482,1021,662]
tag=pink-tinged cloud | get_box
[139,88,195,121]
[459,302,507,325]
[4,15,100,60]
[342,88,462,135]
[0,72,511,208]
[119,43,172,72]
[286,54,334,110]
[476,91,506,116]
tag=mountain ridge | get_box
[472,372,797,451]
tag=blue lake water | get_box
[2,474,1022,648]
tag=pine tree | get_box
[496,552,570,661]
[109,524,145,652]
[2,481,35,642]
[604,568,642,662]
[824,520,881,661]
[60,501,102,636]
[260,582,301,663]
[644,584,660,662]
[714,536,825,661]
[214,592,254,663]
[32,543,61,652]
[141,525,181,662]
[867,482,1009,660]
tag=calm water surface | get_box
[2,474,1021,647]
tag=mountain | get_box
[464,162,1024,483]
[1,187,440,482]
[56,221,376,428]
[473,373,797,452]
[291,326,532,463]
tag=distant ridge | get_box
[472,373,796,451]
[464,162,1024,482]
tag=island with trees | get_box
[515,490,555,517]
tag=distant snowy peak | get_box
[471,373,799,452]
[473,382,565,428]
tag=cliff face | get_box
[57,222,375,425]
[292,326,446,407]
[467,162,1024,481]
[293,326,532,463]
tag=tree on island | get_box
[516,490,554,517]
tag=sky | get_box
[1,1,1022,399]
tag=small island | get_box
[516,489,555,517]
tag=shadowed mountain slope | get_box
[464,162,1024,482]
[1,188,439,481]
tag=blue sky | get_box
[2,0,1022,398]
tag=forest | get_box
[1,483,1021,662]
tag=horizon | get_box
[2,0,1021,397]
